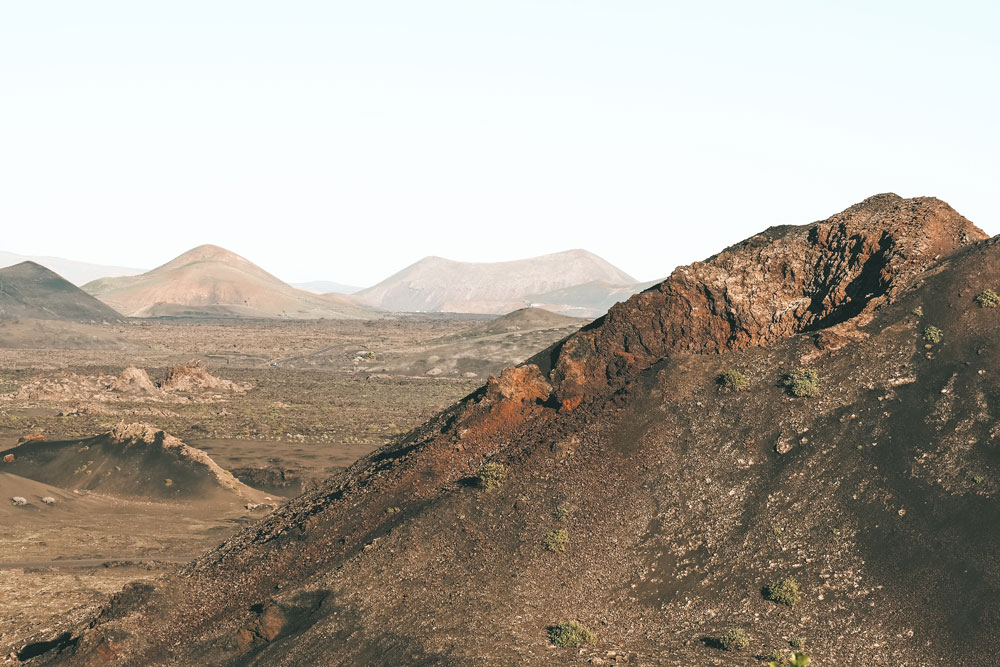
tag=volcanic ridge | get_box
[19,194,1000,665]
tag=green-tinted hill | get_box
[19,195,1000,666]
[0,262,124,323]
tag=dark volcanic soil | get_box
[14,195,1000,666]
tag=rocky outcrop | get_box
[532,194,986,406]
[160,361,247,393]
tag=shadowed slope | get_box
[0,262,124,323]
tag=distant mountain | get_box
[0,251,144,286]
[292,280,363,295]
[355,249,640,317]
[0,262,124,323]
[83,245,374,319]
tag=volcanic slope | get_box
[1,423,269,504]
[355,249,640,316]
[83,245,373,319]
[0,262,124,323]
[25,194,1000,666]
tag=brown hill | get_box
[0,422,270,504]
[0,262,124,323]
[83,245,374,319]
[355,249,640,316]
[21,195,1000,665]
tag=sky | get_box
[1,1,997,286]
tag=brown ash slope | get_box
[26,194,1000,665]
[83,245,373,320]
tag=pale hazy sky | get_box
[2,1,997,285]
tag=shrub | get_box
[41,496,56,505]
[547,621,596,647]
[11,496,27,506]
[975,289,999,308]
[768,651,811,667]
[922,326,943,343]
[719,627,750,651]
[542,528,569,552]
[477,462,508,491]
[790,637,805,649]
[911,306,923,317]
[552,506,572,521]
[717,370,749,391]
[781,369,820,397]
[764,577,802,606]
[386,506,400,514]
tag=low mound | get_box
[161,361,246,393]
[84,245,374,320]
[477,307,585,335]
[108,366,160,395]
[5,364,247,405]
[0,422,270,503]
[0,262,124,323]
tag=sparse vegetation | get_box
[552,505,572,521]
[547,621,596,647]
[911,306,923,317]
[386,506,400,514]
[476,462,508,491]
[542,528,569,552]
[768,650,811,667]
[975,289,999,308]
[790,637,805,649]
[781,369,820,397]
[717,369,749,391]
[922,325,943,343]
[718,627,750,651]
[764,577,802,606]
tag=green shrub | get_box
[781,369,820,397]
[542,528,569,552]
[547,621,596,647]
[922,325,943,343]
[768,651,811,667]
[717,370,749,391]
[764,577,802,606]
[718,627,750,651]
[975,289,999,308]
[552,506,572,521]
[911,306,923,317]
[477,462,508,491]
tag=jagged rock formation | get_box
[19,195,1000,665]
